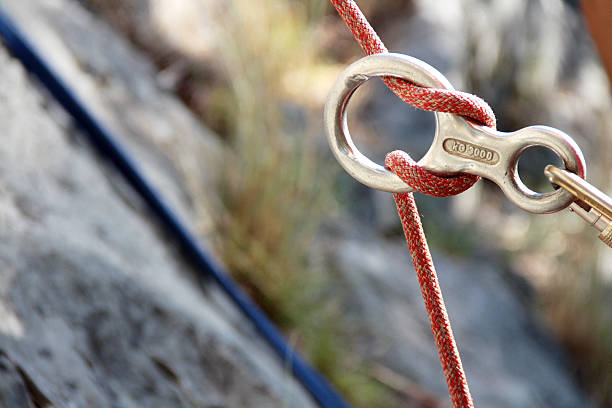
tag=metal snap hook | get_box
[324,53,587,214]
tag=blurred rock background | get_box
[0,0,610,407]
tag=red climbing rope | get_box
[329,1,498,407]
[329,0,496,128]
[385,152,474,408]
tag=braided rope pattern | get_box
[385,151,475,407]
[328,1,499,407]
[386,151,478,197]
[391,189,474,408]
[329,0,496,128]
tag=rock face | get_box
[0,1,316,407]
[3,0,224,238]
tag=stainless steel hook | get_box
[324,53,586,214]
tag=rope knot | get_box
[385,150,479,197]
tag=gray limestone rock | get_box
[2,0,224,239]
[0,356,35,408]
[0,2,315,407]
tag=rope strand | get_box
[386,152,475,408]
[329,1,498,406]
[329,0,496,128]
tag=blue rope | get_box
[0,7,350,408]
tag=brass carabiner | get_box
[545,165,612,247]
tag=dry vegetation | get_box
[209,2,407,405]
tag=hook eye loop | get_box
[323,53,453,193]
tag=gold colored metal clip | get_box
[544,165,612,247]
